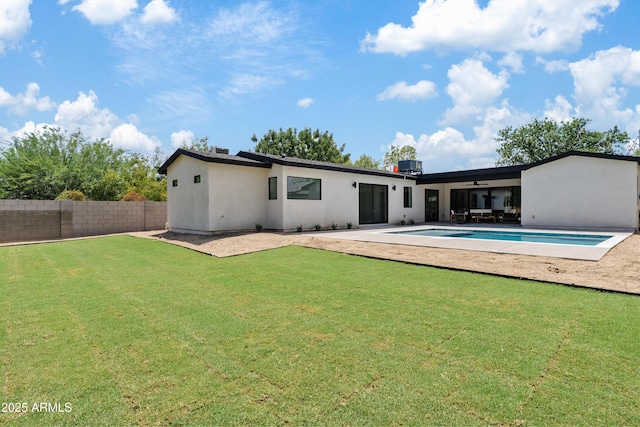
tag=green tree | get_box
[383,145,417,170]
[495,117,629,166]
[0,127,133,200]
[251,128,351,164]
[122,153,167,201]
[179,136,213,151]
[353,154,381,170]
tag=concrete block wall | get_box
[0,200,62,242]
[0,200,167,243]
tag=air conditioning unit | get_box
[214,147,229,154]
[398,160,422,173]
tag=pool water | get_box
[389,228,612,246]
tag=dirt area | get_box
[130,230,640,295]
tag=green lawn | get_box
[1,236,639,426]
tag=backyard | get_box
[1,236,639,425]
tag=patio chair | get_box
[450,210,466,224]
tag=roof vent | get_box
[214,147,229,155]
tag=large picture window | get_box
[287,176,321,200]
[268,177,277,200]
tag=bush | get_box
[296,225,303,232]
[121,191,146,201]
[255,224,263,232]
[331,223,338,230]
[55,190,87,201]
[314,224,322,231]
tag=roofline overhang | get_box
[237,151,418,180]
[158,149,272,175]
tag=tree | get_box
[0,126,168,201]
[0,127,130,200]
[383,145,417,170]
[179,136,213,152]
[353,154,381,170]
[121,153,167,201]
[495,117,629,166]
[251,128,351,164]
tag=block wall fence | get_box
[0,200,167,243]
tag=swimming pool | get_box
[389,228,613,246]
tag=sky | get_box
[1,0,640,172]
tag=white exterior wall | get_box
[166,156,210,232]
[522,156,639,229]
[269,166,423,231]
[207,163,269,231]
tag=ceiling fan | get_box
[463,180,489,186]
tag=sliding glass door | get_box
[359,184,388,224]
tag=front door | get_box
[425,189,439,221]
[359,184,388,224]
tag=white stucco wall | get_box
[522,156,639,229]
[272,166,423,231]
[166,156,210,232]
[207,163,270,231]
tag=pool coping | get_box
[305,225,633,261]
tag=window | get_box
[268,177,277,200]
[287,176,321,200]
[172,179,178,187]
[403,186,412,208]
[194,175,201,184]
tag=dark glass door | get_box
[425,189,439,221]
[359,184,388,224]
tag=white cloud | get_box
[443,58,510,123]
[218,74,282,100]
[54,91,119,139]
[0,83,56,115]
[498,52,523,74]
[140,0,177,25]
[568,46,640,131]
[536,57,569,73]
[361,0,619,55]
[543,96,575,122]
[377,80,438,101]
[0,0,32,54]
[207,1,294,43]
[170,129,194,148]
[385,103,529,172]
[72,0,138,25]
[109,123,160,151]
[297,97,314,108]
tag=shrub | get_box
[347,222,353,229]
[55,190,87,201]
[314,224,322,231]
[296,225,303,232]
[409,218,415,225]
[121,191,146,201]
[255,224,263,232]
[331,223,338,230]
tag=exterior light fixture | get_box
[392,185,396,191]
[352,182,357,188]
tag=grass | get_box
[1,236,639,426]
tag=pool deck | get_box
[305,224,632,261]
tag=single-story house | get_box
[158,149,640,233]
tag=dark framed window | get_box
[403,186,412,208]
[268,177,277,200]
[287,176,321,200]
[194,175,201,184]
[172,179,178,187]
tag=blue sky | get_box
[1,0,639,172]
